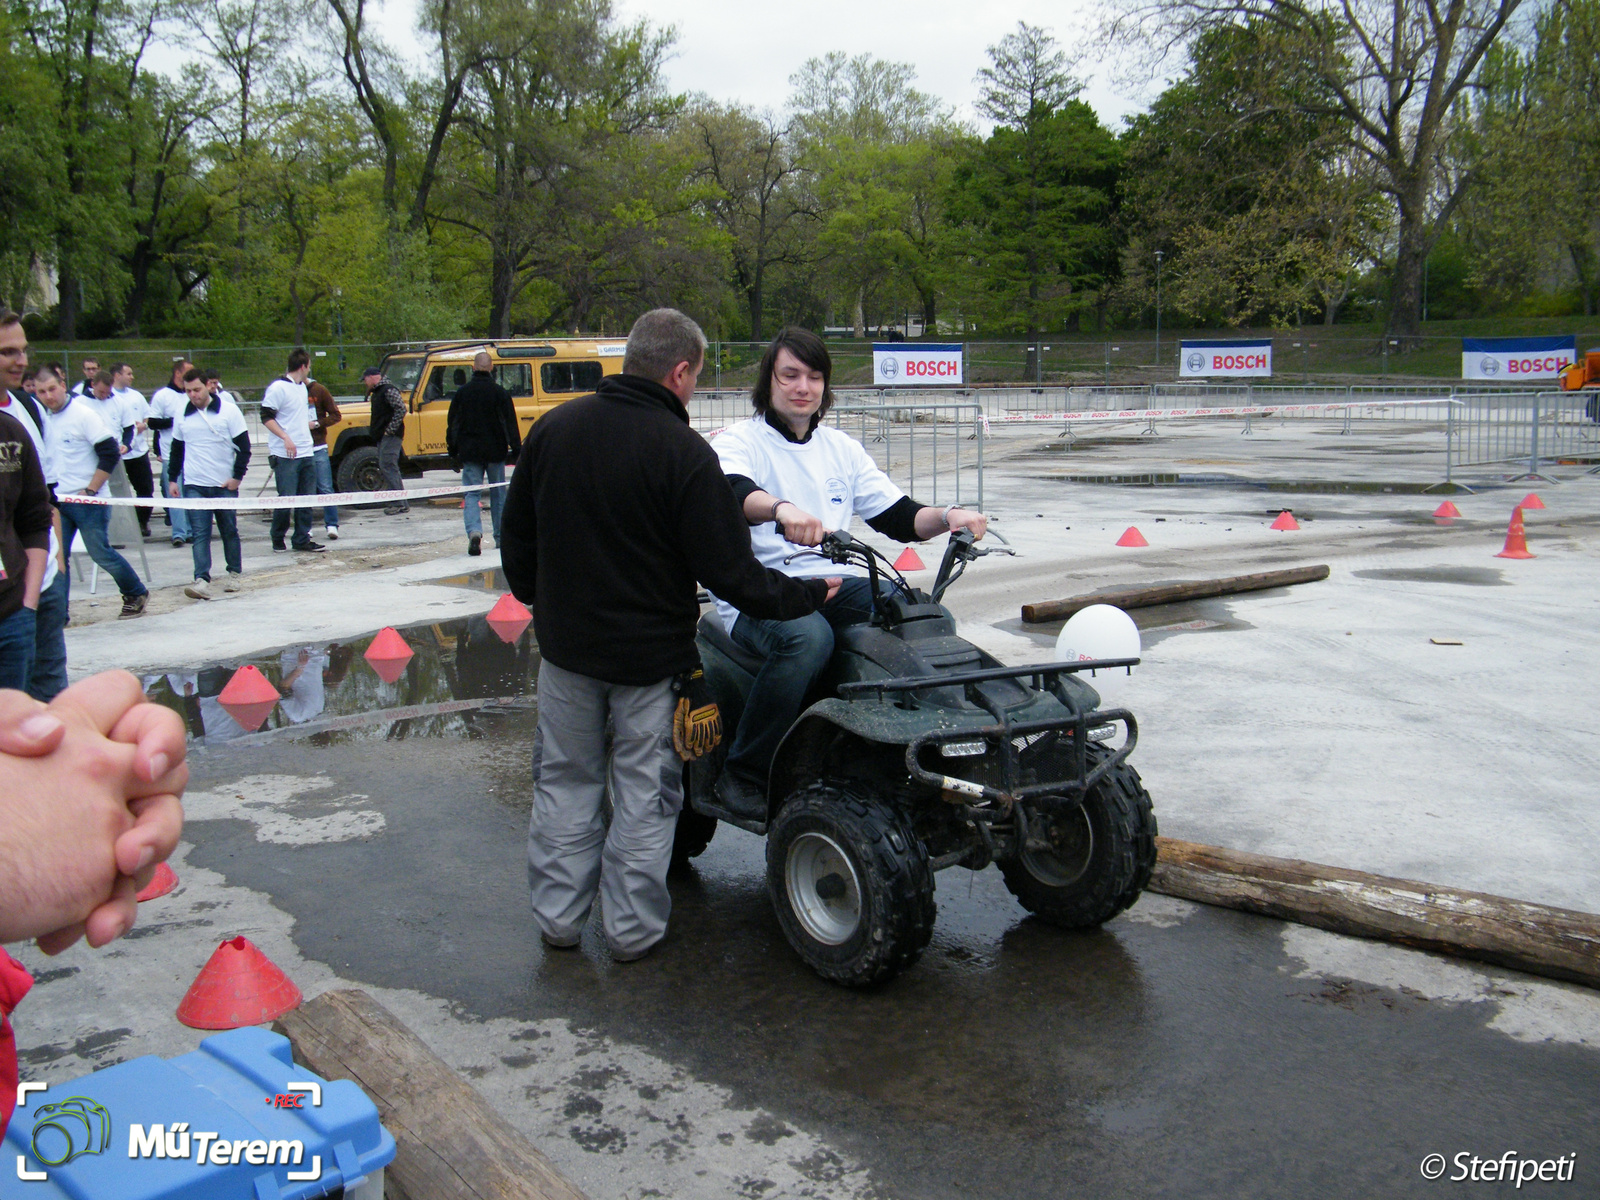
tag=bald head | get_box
[474,352,492,371]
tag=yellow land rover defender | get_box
[324,338,627,492]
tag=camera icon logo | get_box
[31,1097,112,1167]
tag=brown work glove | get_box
[671,664,721,762]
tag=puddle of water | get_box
[1352,566,1510,587]
[142,614,540,747]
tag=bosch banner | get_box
[1461,336,1575,381]
[1179,339,1274,378]
[873,343,964,386]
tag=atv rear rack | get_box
[837,658,1141,805]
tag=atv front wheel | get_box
[766,785,934,987]
[1000,753,1157,928]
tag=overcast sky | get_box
[368,0,1157,132]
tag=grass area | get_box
[27,315,1598,396]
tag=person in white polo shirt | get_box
[259,348,324,553]
[167,368,251,600]
[146,359,191,547]
[34,365,148,619]
[707,327,989,818]
[111,363,154,539]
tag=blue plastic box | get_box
[2,1026,395,1199]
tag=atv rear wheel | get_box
[1000,753,1157,928]
[766,785,934,987]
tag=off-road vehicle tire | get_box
[999,753,1157,928]
[766,784,934,987]
[335,444,382,493]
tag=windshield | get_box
[381,354,424,396]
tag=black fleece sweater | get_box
[501,374,826,684]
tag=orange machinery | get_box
[1559,350,1600,389]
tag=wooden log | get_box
[1149,837,1600,990]
[274,988,589,1200]
[1021,564,1331,623]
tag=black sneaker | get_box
[293,540,326,553]
[713,771,767,820]
[118,593,148,619]
[273,542,288,553]
[468,535,481,556]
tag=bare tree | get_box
[1111,0,1527,339]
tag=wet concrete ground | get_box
[161,716,1600,1199]
[16,414,1600,1197]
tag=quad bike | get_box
[678,529,1159,987]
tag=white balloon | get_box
[1055,605,1140,703]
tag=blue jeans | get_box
[185,484,242,580]
[158,457,188,540]
[461,461,505,541]
[28,571,68,701]
[312,446,338,529]
[270,454,317,547]
[0,605,36,692]
[58,501,147,599]
[724,576,881,783]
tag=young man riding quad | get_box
[707,327,991,819]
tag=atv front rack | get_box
[837,658,1140,804]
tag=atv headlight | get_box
[1088,723,1116,741]
[939,740,987,758]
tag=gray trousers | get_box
[527,660,682,955]
[378,434,407,508]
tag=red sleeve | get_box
[0,948,33,1138]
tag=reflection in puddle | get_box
[142,614,539,746]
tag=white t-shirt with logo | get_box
[171,397,249,488]
[149,386,185,458]
[709,416,902,631]
[261,376,313,456]
[46,397,117,496]
[113,386,150,457]
[80,392,130,452]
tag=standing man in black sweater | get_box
[500,308,838,962]
[446,351,519,556]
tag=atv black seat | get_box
[696,612,766,676]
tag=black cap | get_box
[361,366,383,377]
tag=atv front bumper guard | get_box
[836,658,1140,805]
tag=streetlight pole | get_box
[1154,249,1164,370]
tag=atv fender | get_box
[768,701,903,819]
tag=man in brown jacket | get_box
[306,378,343,540]
[0,405,52,690]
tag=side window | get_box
[540,361,604,394]
[494,363,532,396]
[423,366,447,403]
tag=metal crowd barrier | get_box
[1446,391,1600,481]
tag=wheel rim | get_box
[1021,802,1094,888]
[785,831,863,946]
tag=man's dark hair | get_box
[169,359,190,386]
[81,357,98,368]
[202,367,220,382]
[183,367,204,384]
[35,363,64,385]
[0,310,19,328]
[20,367,35,384]
[286,348,310,372]
[112,362,132,375]
[751,327,835,420]
[93,369,114,387]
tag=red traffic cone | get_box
[1495,507,1535,559]
[892,546,926,572]
[217,665,279,732]
[137,861,178,902]
[1519,492,1545,510]
[1115,527,1148,547]
[1270,510,1300,531]
[176,936,302,1030]
[364,627,414,683]
[1433,500,1461,518]
[486,593,532,644]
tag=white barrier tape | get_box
[57,481,508,511]
[986,398,1460,424]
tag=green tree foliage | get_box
[1457,0,1600,314]
[1118,20,1381,326]
[944,24,1120,368]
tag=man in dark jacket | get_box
[0,403,52,690]
[363,366,408,515]
[446,352,519,556]
[500,308,838,962]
